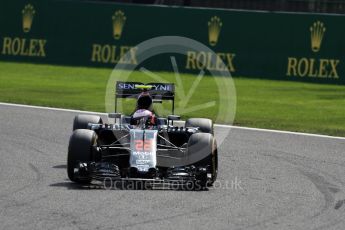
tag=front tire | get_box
[67,129,97,183]
[187,133,218,187]
[208,138,218,186]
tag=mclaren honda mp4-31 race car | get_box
[67,81,218,190]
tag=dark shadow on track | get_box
[50,182,106,190]
[52,164,67,169]
[50,181,209,191]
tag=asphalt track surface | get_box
[1,103,345,230]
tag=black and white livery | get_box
[67,81,218,190]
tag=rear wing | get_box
[115,81,175,114]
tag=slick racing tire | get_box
[67,129,97,183]
[73,114,103,131]
[187,133,218,187]
[185,118,213,134]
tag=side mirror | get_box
[108,113,122,119]
[168,115,180,121]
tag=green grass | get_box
[1,61,345,136]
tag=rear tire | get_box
[185,118,213,134]
[73,114,103,131]
[67,129,97,183]
[187,133,218,187]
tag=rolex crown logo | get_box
[112,10,126,40]
[208,16,222,46]
[22,4,35,33]
[310,21,326,53]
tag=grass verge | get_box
[1,61,345,136]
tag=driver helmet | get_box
[137,92,153,111]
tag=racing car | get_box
[67,81,218,190]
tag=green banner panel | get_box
[1,0,344,84]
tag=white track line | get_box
[0,102,107,115]
[1,102,345,140]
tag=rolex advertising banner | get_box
[1,0,345,84]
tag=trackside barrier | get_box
[1,0,344,84]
